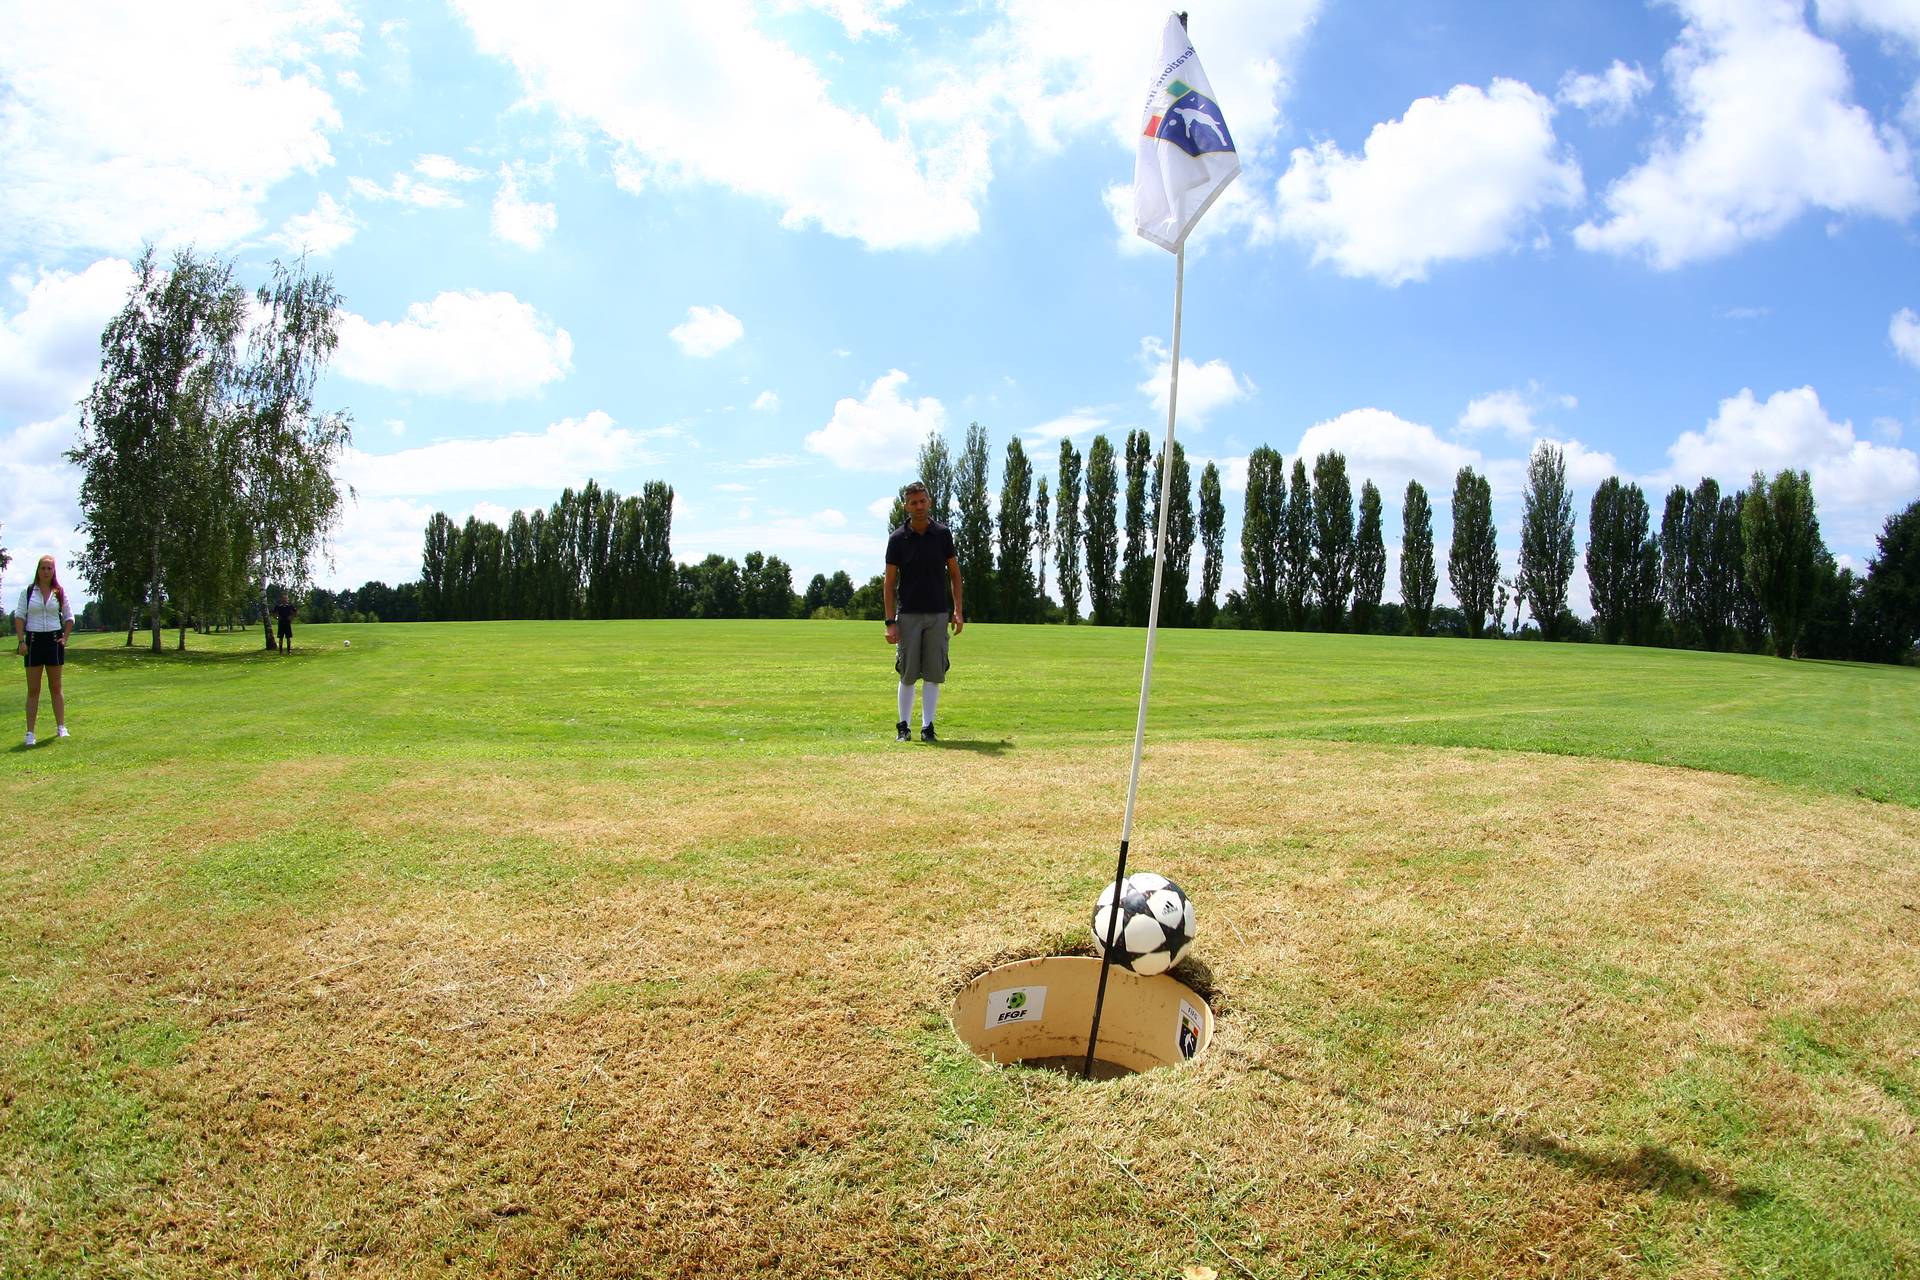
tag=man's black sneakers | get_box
[920,723,937,743]
[896,721,911,742]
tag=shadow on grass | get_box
[1252,1059,1768,1209]
[932,737,1014,756]
[64,644,314,670]
[1500,1133,1770,1207]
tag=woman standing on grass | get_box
[14,554,73,747]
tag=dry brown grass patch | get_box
[11,740,1920,1277]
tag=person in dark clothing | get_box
[273,595,296,653]
[882,479,964,742]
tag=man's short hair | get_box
[901,480,930,498]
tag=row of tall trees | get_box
[880,425,1915,662]
[69,246,352,651]
[419,479,676,621]
[887,423,1228,628]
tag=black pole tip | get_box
[1177,12,1189,29]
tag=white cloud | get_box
[812,508,848,528]
[414,153,484,183]
[669,305,745,358]
[753,390,780,412]
[1893,307,1920,367]
[337,411,655,498]
[491,164,558,249]
[454,1,991,250]
[1458,384,1577,439]
[1460,390,1539,438]
[1102,183,1166,257]
[1023,409,1113,443]
[273,193,359,257]
[348,172,465,209]
[0,4,347,254]
[335,291,574,400]
[866,495,896,520]
[784,0,907,38]
[321,495,441,591]
[1576,0,1918,268]
[967,0,1319,159]
[1189,452,1250,493]
[1660,386,1920,515]
[1294,407,1482,501]
[804,369,945,470]
[1557,60,1653,121]
[0,258,136,424]
[1137,338,1254,425]
[0,414,87,600]
[1274,79,1584,285]
[1538,436,1620,489]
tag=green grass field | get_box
[4,621,1917,1278]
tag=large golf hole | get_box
[950,956,1213,1080]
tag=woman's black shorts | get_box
[22,631,64,668]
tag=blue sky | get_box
[3,0,1918,615]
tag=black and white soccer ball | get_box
[1090,871,1195,976]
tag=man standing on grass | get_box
[272,593,297,653]
[883,479,963,742]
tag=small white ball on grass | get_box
[343,639,351,648]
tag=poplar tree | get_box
[1588,478,1645,643]
[1238,447,1283,628]
[1084,435,1120,624]
[1448,467,1498,638]
[1197,461,1225,628]
[1121,429,1152,626]
[1518,442,1576,639]
[1311,450,1355,631]
[1709,492,1745,651]
[1741,469,1823,658]
[997,437,1035,623]
[1657,484,1690,644]
[1055,440,1084,622]
[890,429,957,533]
[1148,440,1194,625]
[1400,480,1437,636]
[1035,476,1051,607]
[1282,457,1314,628]
[1860,499,1920,661]
[953,421,995,620]
[1352,480,1385,633]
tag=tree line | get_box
[55,249,1916,665]
[417,479,676,620]
[397,426,1913,663]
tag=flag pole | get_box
[1084,240,1186,1079]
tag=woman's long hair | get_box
[32,556,65,614]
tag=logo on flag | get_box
[1133,14,1240,253]
[1144,81,1235,158]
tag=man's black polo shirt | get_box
[886,519,957,614]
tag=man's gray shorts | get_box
[894,611,951,684]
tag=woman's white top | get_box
[15,585,74,632]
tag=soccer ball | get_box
[343,639,351,647]
[1090,871,1195,976]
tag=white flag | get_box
[1133,12,1240,253]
